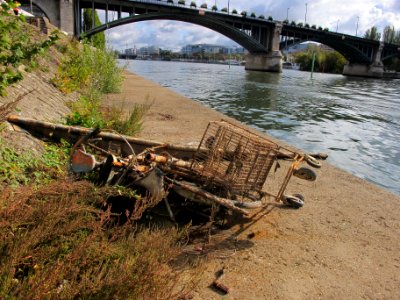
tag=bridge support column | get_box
[342,63,384,78]
[59,0,74,35]
[245,51,283,72]
[343,41,385,78]
[245,23,283,72]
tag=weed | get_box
[0,138,69,188]
[0,180,198,299]
[103,100,153,136]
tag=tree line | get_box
[364,25,400,44]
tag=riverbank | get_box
[105,71,400,299]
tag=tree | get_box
[364,26,381,41]
[293,44,346,74]
[383,25,396,43]
[83,9,105,49]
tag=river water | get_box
[124,60,400,195]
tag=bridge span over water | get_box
[23,0,400,78]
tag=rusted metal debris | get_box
[7,116,326,220]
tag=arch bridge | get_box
[26,0,400,77]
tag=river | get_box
[124,60,400,195]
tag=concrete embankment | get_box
[105,71,400,299]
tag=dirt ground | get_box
[104,71,400,299]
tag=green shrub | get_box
[53,40,122,95]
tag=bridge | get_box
[21,0,400,78]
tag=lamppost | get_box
[305,3,308,24]
[227,0,230,14]
[286,7,290,21]
[355,16,359,36]
[336,19,339,32]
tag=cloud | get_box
[99,0,400,51]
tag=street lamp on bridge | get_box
[355,16,359,36]
[305,3,308,24]
[286,7,290,21]
[336,19,340,32]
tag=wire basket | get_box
[190,120,279,199]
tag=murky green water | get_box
[125,60,400,195]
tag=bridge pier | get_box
[245,51,283,72]
[342,63,384,78]
[342,41,385,78]
[245,23,283,73]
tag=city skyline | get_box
[102,0,400,51]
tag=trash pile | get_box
[67,120,324,221]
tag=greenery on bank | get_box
[0,0,59,95]
[293,45,346,74]
[52,39,151,135]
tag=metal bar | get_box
[106,1,108,23]
[91,0,95,29]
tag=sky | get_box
[101,0,400,51]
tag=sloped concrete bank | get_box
[105,71,400,299]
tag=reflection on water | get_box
[125,60,400,195]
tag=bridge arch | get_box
[82,13,269,54]
[280,38,372,64]
[19,1,49,19]
[20,0,58,24]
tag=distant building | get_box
[125,47,137,56]
[137,46,160,58]
[181,44,246,56]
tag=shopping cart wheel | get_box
[283,194,304,209]
[305,155,322,168]
[293,167,317,181]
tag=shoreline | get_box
[105,70,400,299]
